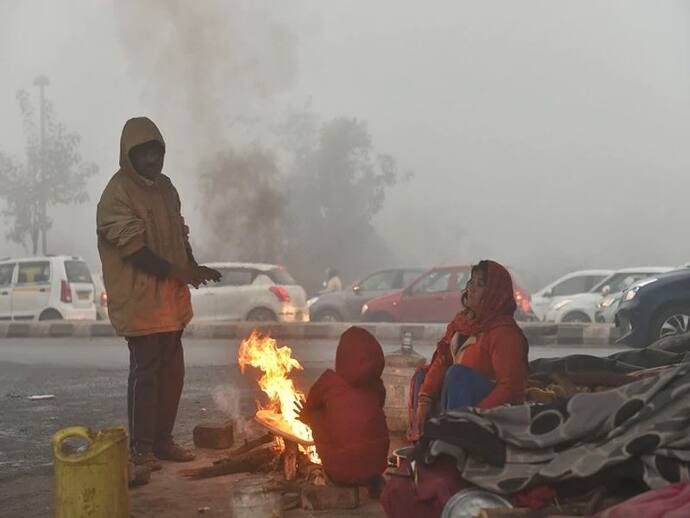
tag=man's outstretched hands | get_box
[170,264,222,288]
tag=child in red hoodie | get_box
[299,326,390,494]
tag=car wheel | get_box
[652,305,690,341]
[39,309,63,321]
[314,309,342,322]
[246,308,277,322]
[562,311,591,323]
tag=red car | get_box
[360,265,533,323]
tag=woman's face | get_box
[465,269,487,310]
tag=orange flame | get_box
[238,331,320,463]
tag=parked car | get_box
[616,269,690,348]
[544,267,673,323]
[190,262,309,322]
[92,272,109,321]
[594,291,622,323]
[0,255,97,321]
[360,265,534,323]
[531,270,613,320]
[307,268,425,322]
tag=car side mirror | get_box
[352,284,361,294]
[544,290,553,298]
[601,285,611,296]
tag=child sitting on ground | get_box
[298,326,389,496]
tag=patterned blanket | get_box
[417,360,690,495]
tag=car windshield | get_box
[268,268,297,285]
[591,272,656,294]
[65,260,93,283]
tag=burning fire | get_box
[238,331,320,463]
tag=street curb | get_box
[0,321,618,346]
[556,323,620,345]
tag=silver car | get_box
[191,262,309,322]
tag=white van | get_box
[0,255,97,321]
[191,262,309,322]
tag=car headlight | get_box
[599,296,616,309]
[553,299,572,311]
[307,297,319,308]
[623,278,658,302]
[361,304,369,315]
[623,287,639,301]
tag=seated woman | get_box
[384,261,529,518]
[411,259,529,439]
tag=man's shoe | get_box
[131,451,163,472]
[154,441,196,462]
[128,462,152,487]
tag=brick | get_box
[301,484,360,510]
[193,421,234,449]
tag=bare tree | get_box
[0,80,97,254]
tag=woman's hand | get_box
[415,394,433,437]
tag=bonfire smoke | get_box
[113,0,299,260]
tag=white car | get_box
[92,273,109,321]
[0,255,97,321]
[545,267,674,323]
[531,269,613,320]
[191,262,309,322]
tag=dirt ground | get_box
[130,446,392,518]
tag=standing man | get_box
[97,117,221,470]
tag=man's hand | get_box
[169,264,222,288]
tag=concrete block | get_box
[193,421,235,449]
[556,324,584,345]
[7,322,30,337]
[210,324,238,339]
[28,323,50,337]
[49,322,74,337]
[301,484,360,510]
[582,324,618,344]
[73,324,92,337]
[91,323,116,337]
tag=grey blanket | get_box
[418,362,690,495]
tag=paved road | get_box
[0,337,626,517]
[0,336,626,369]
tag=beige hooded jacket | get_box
[97,117,193,337]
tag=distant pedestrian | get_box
[325,267,343,292]
[97,117,221,473]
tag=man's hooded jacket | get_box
[97,117,193,336]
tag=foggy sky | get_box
[1,0,689,290]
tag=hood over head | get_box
[119,117,166,176]
[335,326,384,386]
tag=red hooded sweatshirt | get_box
[302,327,390,485]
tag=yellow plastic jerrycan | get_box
[52,426,129,518]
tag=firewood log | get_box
[180,446,276,479]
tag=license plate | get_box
[77,292,90,300]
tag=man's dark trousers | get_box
[126,330,184,453]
